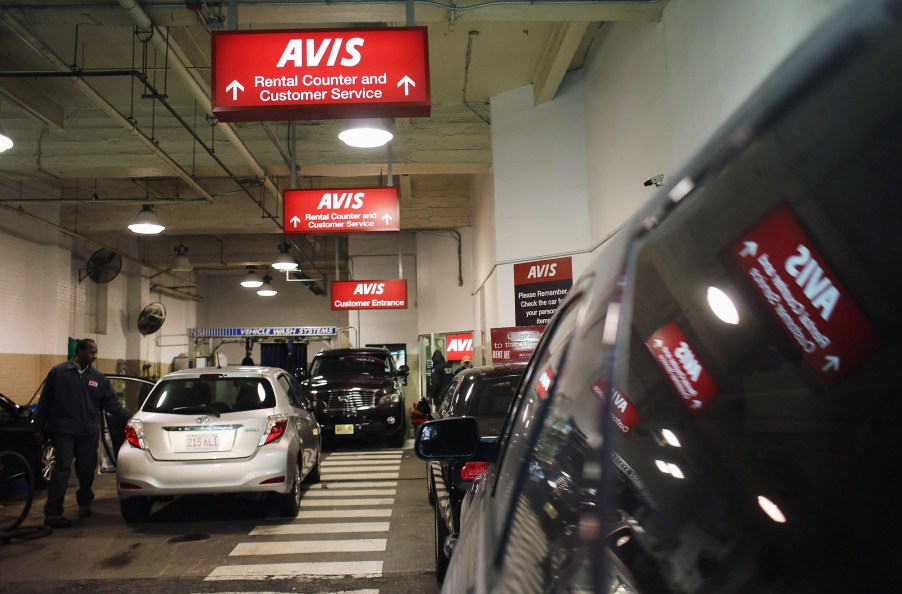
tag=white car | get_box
[116,366,321,522]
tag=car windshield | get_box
[310,354,392,377]
[142,378,276,415]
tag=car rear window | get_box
[143,378,276,414]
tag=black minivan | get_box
[416,1,902,592]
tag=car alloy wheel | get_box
[279,460,302,517]
[40,440,55,484]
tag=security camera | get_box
[644,174,665,187]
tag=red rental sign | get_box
[211,27,430,121]
[591,380,642,435]
[729,204,878,385]
[331,280,407,310]
[645,320,719,414]
[446,333,473,362]
[490,325,545,363]
[284,187,400,234]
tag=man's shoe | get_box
[45,515,73,528]
[78,507,92,518]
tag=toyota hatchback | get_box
[116,366,321,522]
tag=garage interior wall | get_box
[0,0,853,404]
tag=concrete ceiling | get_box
[0,0,666,281]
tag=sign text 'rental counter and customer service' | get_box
[284,187,400,234]
[212,27,430,121]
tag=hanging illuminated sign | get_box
[284,187,400,234]
[646,320,719,414]
[331,280,408,310]
[729,204,878,385]
[211,27,430,121]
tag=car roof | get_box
[457,363,528,380]
[158,366,284,380]
[313,347,391,357]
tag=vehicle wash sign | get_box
[284,187,400,233]
[728,204,878,386]
[211,27,430,121]
[513,257,573,326]
[331,280,408,310]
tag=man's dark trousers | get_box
[44,433,97,516]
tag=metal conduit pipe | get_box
[0,8,216,203]
[118,0,283,221]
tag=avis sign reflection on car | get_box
[211,27,430,121]
[284,187,400,233]
[729,204,878,385]
[331,280,407,310]
[591,380,641,435]
[645,320,719,414]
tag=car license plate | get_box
[335,424,355,435]
[186,432,220,449]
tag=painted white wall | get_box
[471,172,497,365]
[416,228,474,336]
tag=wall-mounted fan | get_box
[137,302,166,336]
[83,248,122,283]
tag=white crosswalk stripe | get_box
[204,448,406,589]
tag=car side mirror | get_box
[415,417,480,461]
[397,364,410,377]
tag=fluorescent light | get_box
[128,205,165,235]
[257,275,277,297]
[707,286,740,324]
[0,132,13,153]
[338,118,393,148]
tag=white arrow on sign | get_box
[226,79,245,101]
[397,75,416,96]
[690,399,703,409]
[290,215,301,228]
[822,355,840,372]
[652,339,664,349]
[382,213,393,225]
[739,241,758,257]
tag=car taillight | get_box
[125,420,146,450]
[259,415,288,446]
[460,461,490,481]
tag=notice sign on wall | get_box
[490,325,545,363]
[212,27,430,121]
[284,187,400,234]
[331,280,407,310]
[514,257,573,326]
[646,320,719,414]
[729,204,878,386]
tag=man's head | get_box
[75,338,98,367]
[462,356,472,369]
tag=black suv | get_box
[301,348,409,448]
[417,2,902,592]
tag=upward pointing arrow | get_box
[290,215,301,228]
[397,75,416,96]
[739,241,758,257]
[382,213,393,225]
[226,79,245,101]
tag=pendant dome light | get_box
[272,242,298,271]
[170,243,192,272]
[338,118,393,148]
[128,205,165,235]
[240,266,263,288]
[257,274,277,297]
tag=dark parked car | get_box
[0,392,40,478]
[417,2,902,592]
[424,363,526,582]
[301,348,409,448]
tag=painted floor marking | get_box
[205,560,383,580]
[230,538,387,556]
[250,521,390,536]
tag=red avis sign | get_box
[446,333,473,362]
[729,205,878,385]
[646,320,719,414]
[331,280,407,310]
[284,187,400,234]
[591,381,642,435]
[211,27,430,121]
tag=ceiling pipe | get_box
[0,8,216,203]
[117,0,283,223]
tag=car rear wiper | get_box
[171,404,222,418]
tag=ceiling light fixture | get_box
[128,205,165,235]
[170,243,192,272]
[272,242,298,270]
[240,266,263,288]
[257,274,277,297]
[338,118,393,148]
[0,132,13,153]
[707,286,740,324]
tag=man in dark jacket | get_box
[427,349,452,407]
[32,338,130,528]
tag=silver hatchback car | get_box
[116,366,321,522]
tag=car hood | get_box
[303,376,395,396]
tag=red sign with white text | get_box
[284,187,400,234]
[490,326,545,363]
[331,280,407,310]
[513,257,573,326]
[446,333,473,362]
[646,320,719,414]
[591,380,642,435]
[212,28,430,121]
[729,205,878,385]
